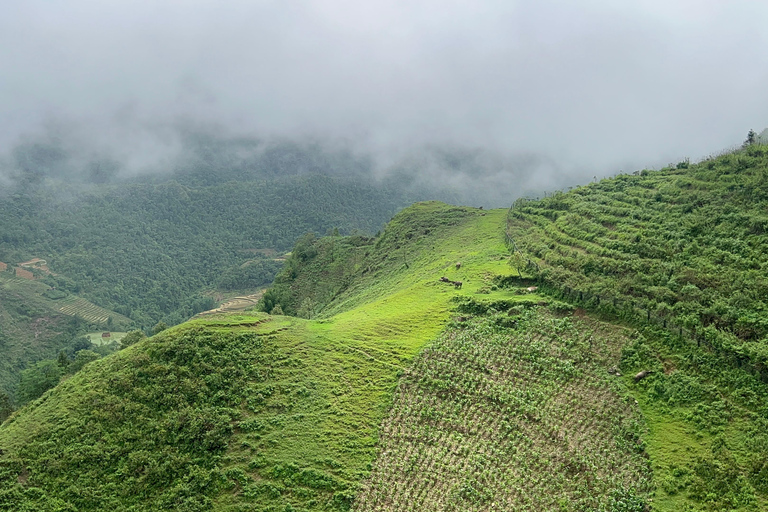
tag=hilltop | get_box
[2,144,768,510]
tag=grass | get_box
[0,203,543,511]
[84,331,128,347]
[3,194,759,510]
[353,309,652,511]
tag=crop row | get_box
[57,298,119,324]
[353,309,651,511]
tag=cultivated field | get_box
[353,310,651,511]
[56,297,131,326]
[197,292,264,316]
[85,332,128,347]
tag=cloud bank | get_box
[1,0,767,195]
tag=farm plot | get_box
[57,297,130,325]
[197,291,264,316]
[353,308,652,512]
[85,332,127,347]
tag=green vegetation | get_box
[509,144,768,352]
[0,171,421,396]
[4,141,768,510]
[0,270,128,398]
[0,175,414,328]
[508,144,768,510]
[0,203,552,511]
[354,309,651,511]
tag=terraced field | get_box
[507,148,768,341]
[197,292,264,316]
[56,296,131,325]
[505,148,768,511]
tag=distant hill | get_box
[0,172,423,398]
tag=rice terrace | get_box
[56,296,131,325]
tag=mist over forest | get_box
[2,0,767,205]
[3,3,768,510]
[0,124,586,207]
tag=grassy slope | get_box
[0,203,539,511]
[5,183,757,511]
[507,150,768,511]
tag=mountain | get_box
[2,143,768,511]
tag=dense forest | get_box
[0,174,419,326]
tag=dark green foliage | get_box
[743,129,757,148]
[0,393,12,424]
[68,350,100,374]
[258,232,374,317]
[120,330,146,350]
[215,259,283,291]
[0,174,416,330]
[0,326,267,510]
[41,289,67,300]
[16,361,63,404]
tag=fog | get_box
[2,0,767,202]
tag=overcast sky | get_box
[1,0,767,183]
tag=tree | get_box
[743,129,757,148]
[57,350,70,369]
[120,330,146,350]
[152,322,168,335]
[0,392,13,423]
[69,350,101,374]
[18,360,63,404]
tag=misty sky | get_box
[1,0,767,183]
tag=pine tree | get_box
[743,129,757,148]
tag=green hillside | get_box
[507,145,768,510]
[0,203,654,511]
[0,270,131,397]
[3,145,768,511]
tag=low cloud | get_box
[1,0,767,198]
